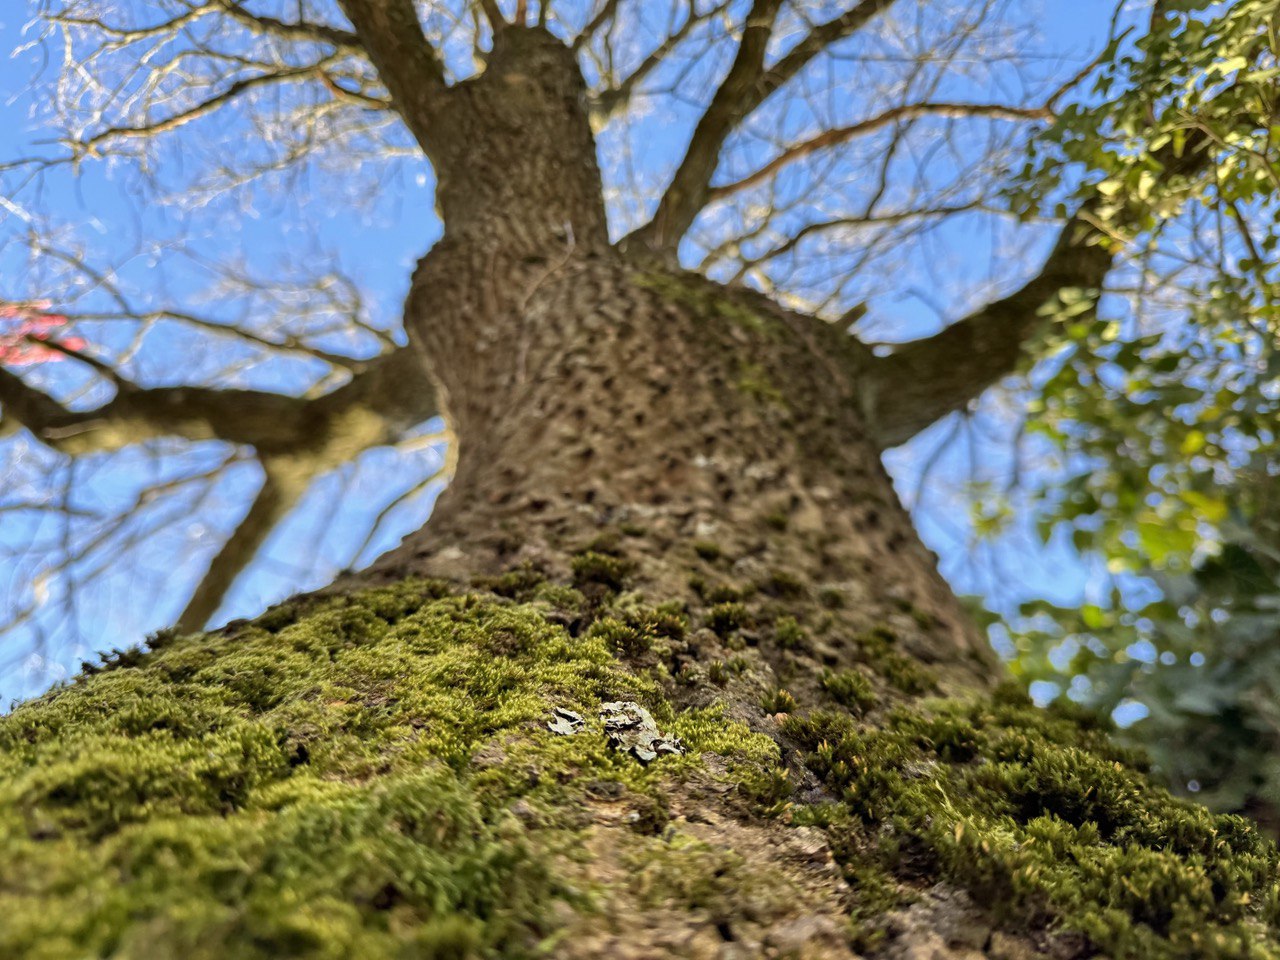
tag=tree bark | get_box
[1,25,1277,960]
[345,28,991,690]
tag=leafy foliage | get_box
[1011,472,1280,818]
[1002,0,1280,815]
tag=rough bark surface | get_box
[3,24,1280,960]
[355,28,992,692]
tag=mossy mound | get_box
[0,581,775,959]
[1,576,1279,958]
[786,687,1280,958]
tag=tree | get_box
[1,1,1279,957]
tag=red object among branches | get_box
[0,301,85,365]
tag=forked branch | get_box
[0,346,436,460]
[862,112,1217,448]
[625,0,899,253]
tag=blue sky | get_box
[0,0,1131,703]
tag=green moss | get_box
[531,582,587,618]
[707,657,749,686]
[783,686,1280,958]
[0,582,779,960]
[665,705,779,777]
[570,551,634,593]
[817,587,844,609]
[841,860,911,953]
[689,576,751,605]
[706,602,749,637]
[851,627,937,695]
[763,510,789,531]
[472,565,545,601]
[737,763,794,813]
[820,669,877,715]
[878,655,936,695]
[759,570,806,599]
[908,605,936,629]
[774,615,809,651]
[617,600,688,642]
[587,617,650,658]
[736,362,787,407]
[626,833,761,911]
[5,572,1280,958]
[760,689,798,715]
[692,541,723,561]
[631,271,781,338]
[588,600,689,663]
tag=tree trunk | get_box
[357,29,992,691]
[1,27,1277,960]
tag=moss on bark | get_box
[1,576,1278,958]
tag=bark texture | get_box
[356,27,992,692]
[2,23,1280,960]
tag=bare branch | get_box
[713,200,985,281]
[337,0,451,160]
[345,449,449,567]
[625,0,900,253]
[0,346,436,460]
[176,457,308,632]
[591,1,733,122]
[76,62,336,157]
[758,0,897,98]
[0,368,74,441]
[212,1,362,52]
[861,109,1220,449]
[574,0,624,49]
[623,0,786,253]
[707,101,1050,204]
[474,0,507,33]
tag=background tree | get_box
[2,1,1280,957]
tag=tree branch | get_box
[624,0,899,253]
[758,0,896,98]
[0,346,436,460]
[214,1,362,52]
[574,0,624,49]
[622,0,784,253]
[175,457,309,632]
[0,367,73,440]
[77,63,336,156]
[708,101,1051,204]
[590,1,732,122]
[337,0,451,161]
[861,89,1219,450]
[171,346,444,632]
[860,210,1112,449]
[474,0,508,34]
